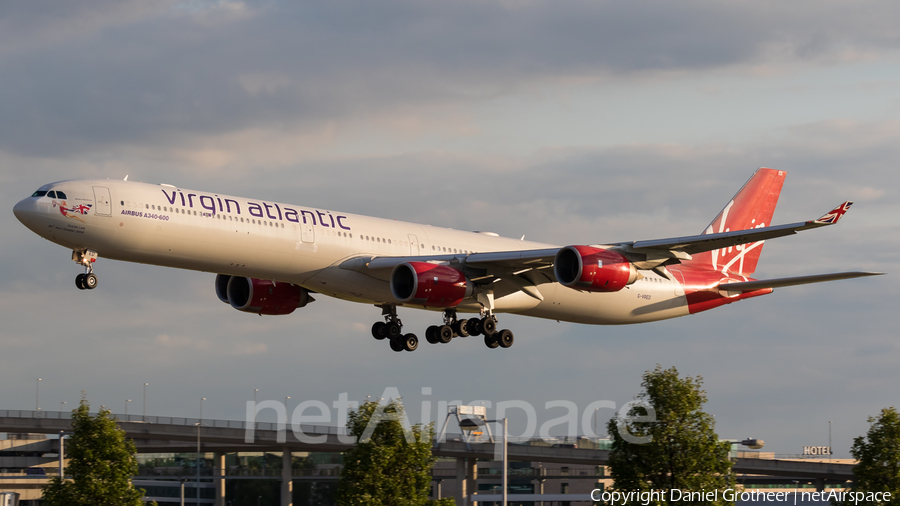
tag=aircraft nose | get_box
[13,198,34,225]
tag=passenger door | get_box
[92,186,112,216]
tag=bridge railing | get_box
[0,410,615,448]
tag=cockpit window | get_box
[56,191,67,199]
[47,191,57,198]
[31,190,48,198]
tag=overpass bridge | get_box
[0,409,856,505]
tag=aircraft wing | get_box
[718,271,884,293]
[342,248,559,283]
[340,202,856,284]
[616,201,854,258]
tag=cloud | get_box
[2,1,900,158]
[1,0,898,456]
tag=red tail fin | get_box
[686,168,787,276]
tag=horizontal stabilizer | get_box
[719,271,883,293]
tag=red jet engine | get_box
[554,246,639,292]
[215,274,312,315]
[391,262,472,308]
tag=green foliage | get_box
[336,399,441,506]
[833,407,900,506]
[429,498,456,505]
[604,365,735,506]
[42,400,153,506]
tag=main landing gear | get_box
[371,305,419,352]
[423,310,514,349]
[73,249,99,290]
[371,307,515,352]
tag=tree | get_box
[834,407,900,506]
[336,399,454,506]
[604,365,735,506]
[42,400,152,506]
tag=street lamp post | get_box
[143,383,149,421]
[730,438,765,453]
[459,413,507,506]
[60,401,67,413]
[58,430,65,478]
[36,378,41,411]
[198,397,206,506]
[125,399,132,417]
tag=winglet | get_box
[814,201,853,225]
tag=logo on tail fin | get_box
[814,201,853,224]
[688,168,787,277]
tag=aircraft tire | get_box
[498,329,514,348]
[467,319,482,336]
[484,334,500,349]
[389,337,404,352]
[75,273,87,290]
[438,325,454,344]
[372,322,387,340]
[481,317,496,336]
[426,326,440,344]
[84,273,98,290]
[456,319,470,337]
[386,322,402,339]
[403,334,419,352]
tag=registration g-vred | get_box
[13,169,881,352]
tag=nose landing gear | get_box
[73,250,99,290]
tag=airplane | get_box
[13,168,881,352]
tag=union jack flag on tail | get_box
[814,201,853,224]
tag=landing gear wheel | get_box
[484,334,500,349]
[426,326,440,344]
[402,334,419,352]
[438,325,454,344]
[468,319,483,336]
[480,317,497,336]
[497,329,514,348]
[372,321,387,340]
[75,273,87,290]
[456,319,470,337]
[385,322,402,339]
[84,273,98,290]
[389,337,405,352]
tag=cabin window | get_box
[57,191,67,199]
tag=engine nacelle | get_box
[390,262,472,308]
[215,274,311,315]
[554,246,639,292]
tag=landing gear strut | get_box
[73,250,99,290]
[371,305,418,352]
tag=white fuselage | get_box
[14,179,691,325]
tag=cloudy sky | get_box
[1,0,898,458]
